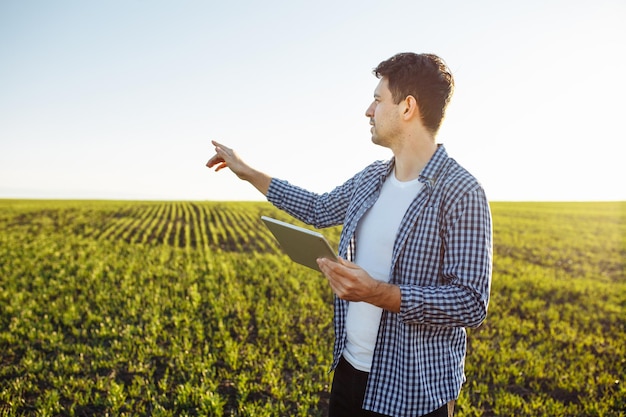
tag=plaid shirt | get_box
[267,145,492,417]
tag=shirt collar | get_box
[419,144,448,186]
[386,144,448,186]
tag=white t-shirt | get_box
[343,170,423,372]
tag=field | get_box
[0,199,624,416]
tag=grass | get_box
[0,200,624,416]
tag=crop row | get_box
[93,202,282,252]
[3,201,288,253]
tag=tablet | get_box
[261,216,338,272]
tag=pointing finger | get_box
[211,140,231,153]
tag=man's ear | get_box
[401,95,419,121]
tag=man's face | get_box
[365,77,402,147]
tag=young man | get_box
[207,52,493,417]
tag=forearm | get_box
[366,281,401,314]
[239,166,272,196]
[317,257,402,314]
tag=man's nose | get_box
[365,102,375,118]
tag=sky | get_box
[1,0,625,202]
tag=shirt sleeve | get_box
[398,188,493,328]
[266,177,353,229]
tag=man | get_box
[207,52,492,417]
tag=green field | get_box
[0,200,624,416]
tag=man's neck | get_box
[392,135,438,182]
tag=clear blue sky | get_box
[1,0,624,201]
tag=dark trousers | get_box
[328,356,450,417]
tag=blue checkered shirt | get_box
[266,145,493,417]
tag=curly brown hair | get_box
[374,53,454,135]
